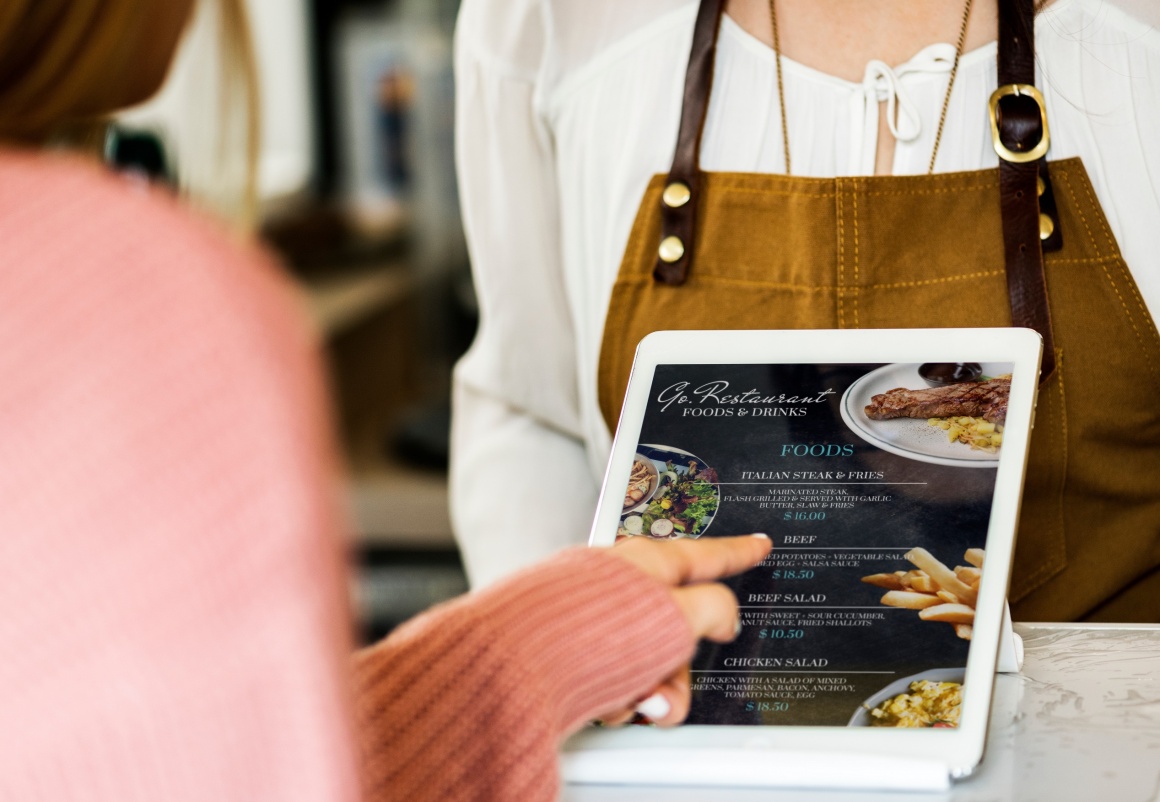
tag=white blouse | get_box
[451,0,1160,587]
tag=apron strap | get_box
[995,0,1059,382]
[653,0,724,286]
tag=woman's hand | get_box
[596,533,772,726]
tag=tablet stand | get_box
[997,601,1024,674]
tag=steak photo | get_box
[864,377,1010,424]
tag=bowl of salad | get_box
[619,449,720,540]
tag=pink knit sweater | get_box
[353,549,692,800]
[0,150,694,801]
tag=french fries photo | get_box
[879,590,944,609]
[861,573,904,590]
[919,603,976,625]
[904,547,978,607]
[861,548,985,640]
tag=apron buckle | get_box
[989,84,1050,163]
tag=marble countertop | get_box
[564,623,1160,802]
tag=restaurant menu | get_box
[616,362,1013,729]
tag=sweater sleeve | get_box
[352,547,694,802]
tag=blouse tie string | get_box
[848,43,957,175]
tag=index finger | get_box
[614,534,771,587]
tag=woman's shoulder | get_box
[0,149,268,270]
[457,0,697,87]
[1036,0,1160,134]
[0,149,296,331]
[0,148,315,409]
[1039,0,1160,54]
[455,0,547,77]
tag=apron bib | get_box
[596,2,1160,622]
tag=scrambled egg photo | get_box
[927,416,1004,452]
[868,680,963,728]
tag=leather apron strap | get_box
[652,0,725,286]
[654,0,1061,382]
[994,0,1059,381]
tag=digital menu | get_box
[616,362,1013,730]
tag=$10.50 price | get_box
[757,628,805,639]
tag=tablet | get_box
[564,328,1041,791]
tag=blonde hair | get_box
[217,0,262,226]
[0,0,261,225]
[0,1,142,139]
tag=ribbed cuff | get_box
[495,548,694,733]
[351,547,693,802]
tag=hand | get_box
[596,534,772,727]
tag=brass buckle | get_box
[989,84,1050,163]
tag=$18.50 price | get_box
[771,569,815,580]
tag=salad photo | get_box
[618,445,720,540]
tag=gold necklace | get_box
[767,0,974,176]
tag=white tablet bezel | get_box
[569,328,1041,781]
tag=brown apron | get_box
[596,0,1160,622]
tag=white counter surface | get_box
[564,623,1160,802]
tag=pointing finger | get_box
[673,582,741,643]
[614,534,771,587]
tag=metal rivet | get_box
[1039,213,1055,240]
[1036,176,1046,197]
[662,182,691,208]
[658,235,685,263]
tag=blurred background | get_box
[116,0,471,643]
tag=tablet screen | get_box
[613,361,1013,730]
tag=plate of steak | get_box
[865,377,1010,425]
[840,363,1015,467]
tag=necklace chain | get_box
[929,0,974,173]
[767,0,974,176]
[769,0,791,174]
